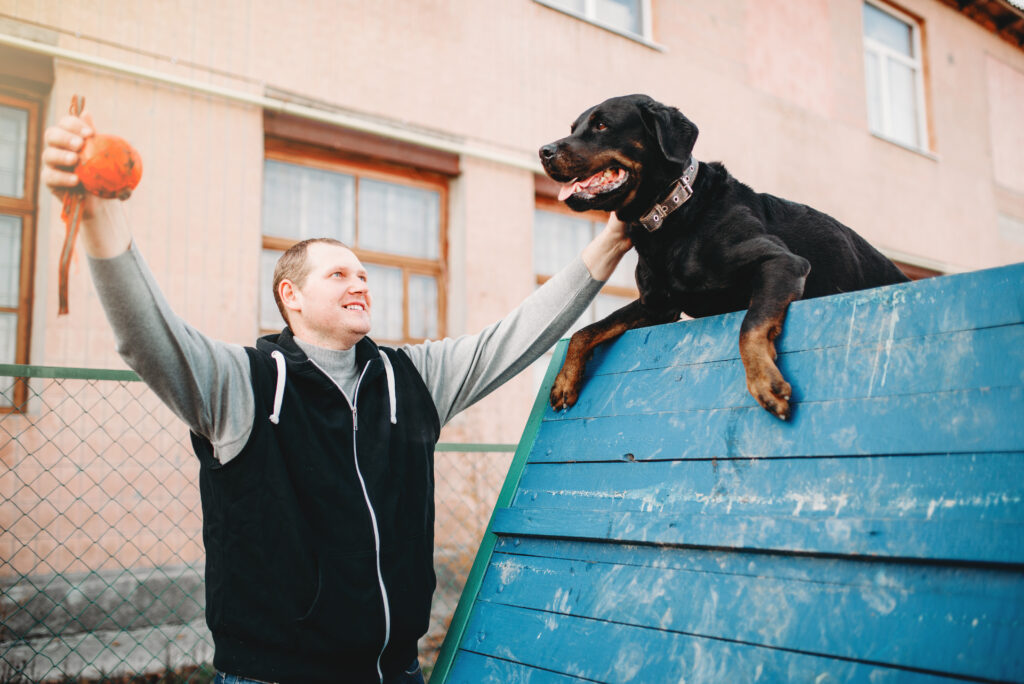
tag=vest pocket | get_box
[296,549,386,651]
[381,532,435,640]
[295,555,322,622]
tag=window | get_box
[532,200,639,389]
[534,199,639,335]
[863,1,928,150]
[0,91,40,411]
[537,0,650,41]
[260,142,446,344]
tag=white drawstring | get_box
[379,350,397,424]
[269,350,287,424]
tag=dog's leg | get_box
[739,253,810,420]
[551,300,678,410]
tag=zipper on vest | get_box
[308,358,391,683]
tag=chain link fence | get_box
[0,365,512,682]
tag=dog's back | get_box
[713,164,911,298]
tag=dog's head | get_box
[539,94,698,216]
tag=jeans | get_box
[214,659,425,684]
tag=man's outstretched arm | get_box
[42,112,255,461]
[404,214,632,425]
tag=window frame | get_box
[262,138,448,345]
[862,0,930,152]
[0,89,41,413]
[535,0,658,47]
[534,195,639,304]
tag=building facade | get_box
[2,0,1024,434]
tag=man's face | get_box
[288,243,372,349]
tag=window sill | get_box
[534,0,665,52]
[870,131,939,162]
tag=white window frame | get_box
[535,0,659,48]
[863,0,929,152]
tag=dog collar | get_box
[638,158,699,232]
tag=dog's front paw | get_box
[549,369,582,411]
[746,368,793,421]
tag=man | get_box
[42,112,632,684]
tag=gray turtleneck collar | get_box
[293,337,361,401]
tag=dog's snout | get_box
[539,143,558,160]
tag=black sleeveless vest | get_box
[191,329,441,683]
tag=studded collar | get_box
[638,158,699,232]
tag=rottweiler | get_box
[540,94,909,420]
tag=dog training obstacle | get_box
[432,262,1024,683]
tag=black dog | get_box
[540,94,909,420]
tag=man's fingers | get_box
[44,116,93,151]
[41,167,79,193]
[44,126,84,152]
[58,113,93,138]
[42,146,79,170]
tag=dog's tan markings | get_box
[551,321,631,410]
[739,317,792,420]
[738,274,804,420]
[550,303,678,411]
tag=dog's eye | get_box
[595,121,608,131]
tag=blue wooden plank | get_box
[493,533,1011,579]
[457,601,959,683]
[478,547,1024,681]
[447,651,588,684]
[530,386,1024,462]
[548,324,1024,419]
[491,504,1024,563]
[578,263,1024,381]
[512,453,1024,524]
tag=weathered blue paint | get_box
[435,263,1024,683]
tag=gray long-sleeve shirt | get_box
[89,244,603,463]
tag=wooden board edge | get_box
[430,340,568,682]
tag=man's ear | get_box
[279,279,301,316]
[638,98,699,165]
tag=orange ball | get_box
[76,134,143,200]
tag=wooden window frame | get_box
[892,260,941,280]
[262,137,449,345]
[0,90,41,413]
[534,195,639,301]
[863,0,931,152]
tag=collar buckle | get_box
[639,158,699,233]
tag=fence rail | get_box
[1,365,514,683]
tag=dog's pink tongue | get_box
[557,179,580,202]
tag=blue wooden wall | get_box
[434,263,1024,683]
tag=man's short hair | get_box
[272,237,349,325]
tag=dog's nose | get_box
[539,144,558,160]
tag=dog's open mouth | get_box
[557,167,628,201]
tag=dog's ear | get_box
[638,99,699,165]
